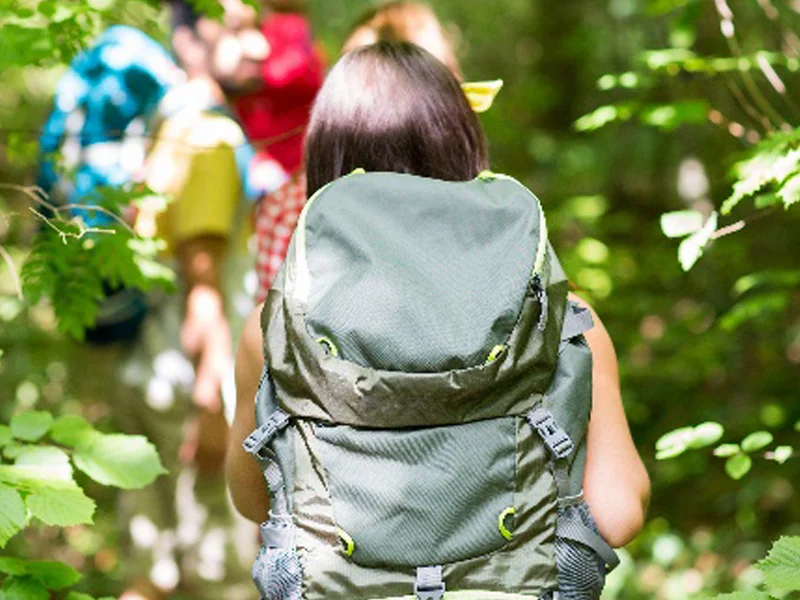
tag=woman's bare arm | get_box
[571,293,650,547]
[225,303,271,522]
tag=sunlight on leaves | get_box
[660,210,704,238]
[678,212,717,271]
[770,446,793,465]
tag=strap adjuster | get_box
[415,566,445,600]
[415,581,445,600]
[243,410,290,456]
[527,408,574,459]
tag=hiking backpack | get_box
[244,170,620,600]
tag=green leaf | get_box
[771,446,793,464]
[655,444,688,460]
[0,557,28,576]
[65,594,95,600]
[574,103,639,132]
[639,100,709,130]
[723,131,800,215]
[26,561,81,589]
[49,415,98,448]
[25,484,95,527]
[714,443,741,457]
[777,172,800,207]
[9,412,53,442]
[660,210,704,238]
[2,576,49,600]
[678,211,717,271]
[0,486,26,548]
[725,453,752,480]
[655,426,694,451]
[741,431,774,453]
[758,536,800,590]
[2,444,28,460]
[73,434,166,490]
[689,422,725,448]
[14,446,73,482]
[0,426,11,447]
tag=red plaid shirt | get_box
[254,173,308,303]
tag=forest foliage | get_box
[0,0,799,598]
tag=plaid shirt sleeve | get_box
[254,173,308,303]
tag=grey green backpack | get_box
[244,170,620,600]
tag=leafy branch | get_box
[710,536,800,598]
[656,420,800,480]
[0,410,165,599]
[0,183,175,340]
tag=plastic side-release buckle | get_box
[414,566,445,600]
[243,410,290,456]
[527,407,574,459]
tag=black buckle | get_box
[528,409,574,459]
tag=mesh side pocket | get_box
[555,502,606,600]
[252,546,303,600]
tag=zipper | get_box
[529,274,549,331]
[479,172,550,332]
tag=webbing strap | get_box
[243,410,291,515]
[414,566,445,600]
[557,519,620,572]
[561,303,594,342]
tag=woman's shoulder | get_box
[567,292,618,363]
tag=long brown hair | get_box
[304,42,488,197]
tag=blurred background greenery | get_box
[1,0,799,598]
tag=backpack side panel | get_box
[543,301,611,599]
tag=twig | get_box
[29,207,115,244]
[710,206,779,240]
[756,53,800,116]
[713,0,791,130]
[724,78,774,132]
[755,0,800,57]
[0,183,136,236]
[0,243,23,300]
